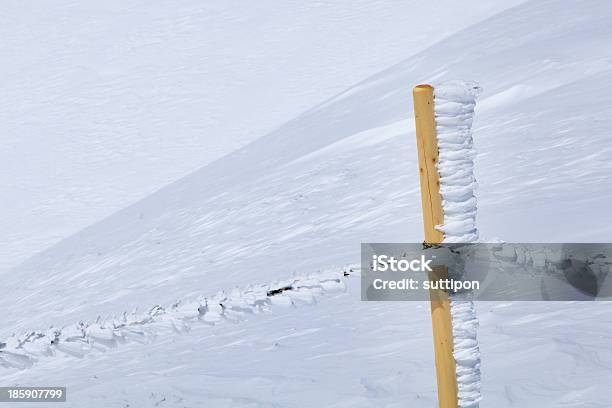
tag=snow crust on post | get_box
[434,80,481,243]
[434,80,482,407]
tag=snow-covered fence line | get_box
[0,271,349,371]
[413,81,482,408]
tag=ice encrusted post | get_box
[413,81,482,408]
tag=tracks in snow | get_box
[0,270,352,371]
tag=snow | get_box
[1,271,346,371]
[451,298,482,408]
[434,80,482,407]
[0,0,518,274]
[3,0,612,407]
[434,80,481,243]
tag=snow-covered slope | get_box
[5,284,609,407]
[0,0,518,273]
[3,0,612,406]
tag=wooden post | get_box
[413,84,459,408]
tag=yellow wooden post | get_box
[413,84,459,408]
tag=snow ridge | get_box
[0,271,348,371]
[434,80,482,407]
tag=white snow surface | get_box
[3,0,612,407]
[1,271,347,371]
[0,0,518,273]
[434,80,482,407]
